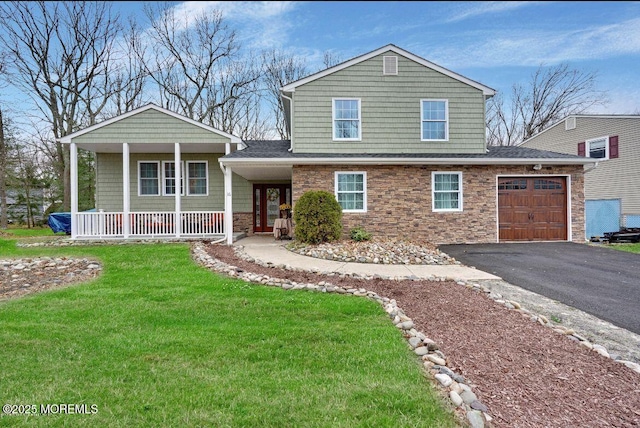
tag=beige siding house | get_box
[63,44,596,244]
[521,115,640,238]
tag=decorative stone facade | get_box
[233,212,253,235]
[292,164,585,244]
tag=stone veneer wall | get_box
[292,164,585,244]
[233,212,253,235]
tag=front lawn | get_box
[606,242,640,254]
[0,240,456,427]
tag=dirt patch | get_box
[205,243,640,428]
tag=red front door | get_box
[253,184,291,233]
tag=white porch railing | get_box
[75,211,225,238]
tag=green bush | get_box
[350,226,372,242]
[293,190,343,244]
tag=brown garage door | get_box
[498,177,567,241]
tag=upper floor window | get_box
[421,100,448,141]
[432,172,462,212]
[333,98,361,141]
[335,172,366,212]
[587,137,608,159]
[139,162,160,196]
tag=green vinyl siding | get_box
[95,153,252,212]
[292,52,487,154]
[73,109,232,145]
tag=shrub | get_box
[350,226,372,242]
[293,190,342,244]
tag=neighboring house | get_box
[62,44,596,244]
[521,115,640,238]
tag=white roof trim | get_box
[220,156,596,167]
[59,103,243,144]
[281,44,496,96]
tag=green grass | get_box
[0,239,457,427]
[1,226,64,237]
[606,243,640,254]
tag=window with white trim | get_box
[432,172,462,212]
[335,172,366,212]
[139,162,160,196]
[187,161,208,195]
[587,136,609,159]
[421,100,448,141]
[333,98,361,140]
[162,161,184,196]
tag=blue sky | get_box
[110,0,638,114]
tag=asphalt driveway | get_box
[438,242,640,335]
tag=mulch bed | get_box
[205,243,640,428]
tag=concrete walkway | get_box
[234,235,500,281]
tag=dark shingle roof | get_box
[224,141,589,161]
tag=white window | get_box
[162,161,184,196]
[187,161,208,196]
[333,98,361,141]
[586,136,609,160]
[432,172,462,212]
[138,161,160,196]
[335,172,366,212]
[421,99,448,141]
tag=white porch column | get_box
[70,142,78,239]
[224,166,233,245]
[122,143,130,238]
[174,143,181,237]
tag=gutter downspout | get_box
[281,93,294,152]
[584,161,599,174]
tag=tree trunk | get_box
[0,108,7,229]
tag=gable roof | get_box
[520,114,640,146]
[59,103,243,145]
[280,44,496,97]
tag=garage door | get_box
[498,177,567,241]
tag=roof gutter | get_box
[280,92,294,152]
[219,157,598,167]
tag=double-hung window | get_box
[139,162,160,196]
[335,172,366,212]
[187,161,208,196]
[162,161,184,196]
[432,172,462,212]
[333,98,361,140]
[421,100,448,141]
[587,137,608,159]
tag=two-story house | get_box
[62,44,596,244]
[521,115,640,239]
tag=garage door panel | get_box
[498,177,567,241]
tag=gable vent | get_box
[565,116,576,130]
[383,56,398,75]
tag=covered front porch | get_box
[61,104,244,244]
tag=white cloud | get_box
[445,1,545,23]
[170,1,299,49]
[424,16,640,69]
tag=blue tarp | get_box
[48,212,72,234]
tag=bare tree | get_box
[139,2,261,133]
[487,63,608,146]
[0,107,8,229]
[322,50,342,69]
[261,49,308,139]
[0,1,122,210]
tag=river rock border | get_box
[192,241,640,428]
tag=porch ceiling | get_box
[230,164,292,181]
[74,142,229,154]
